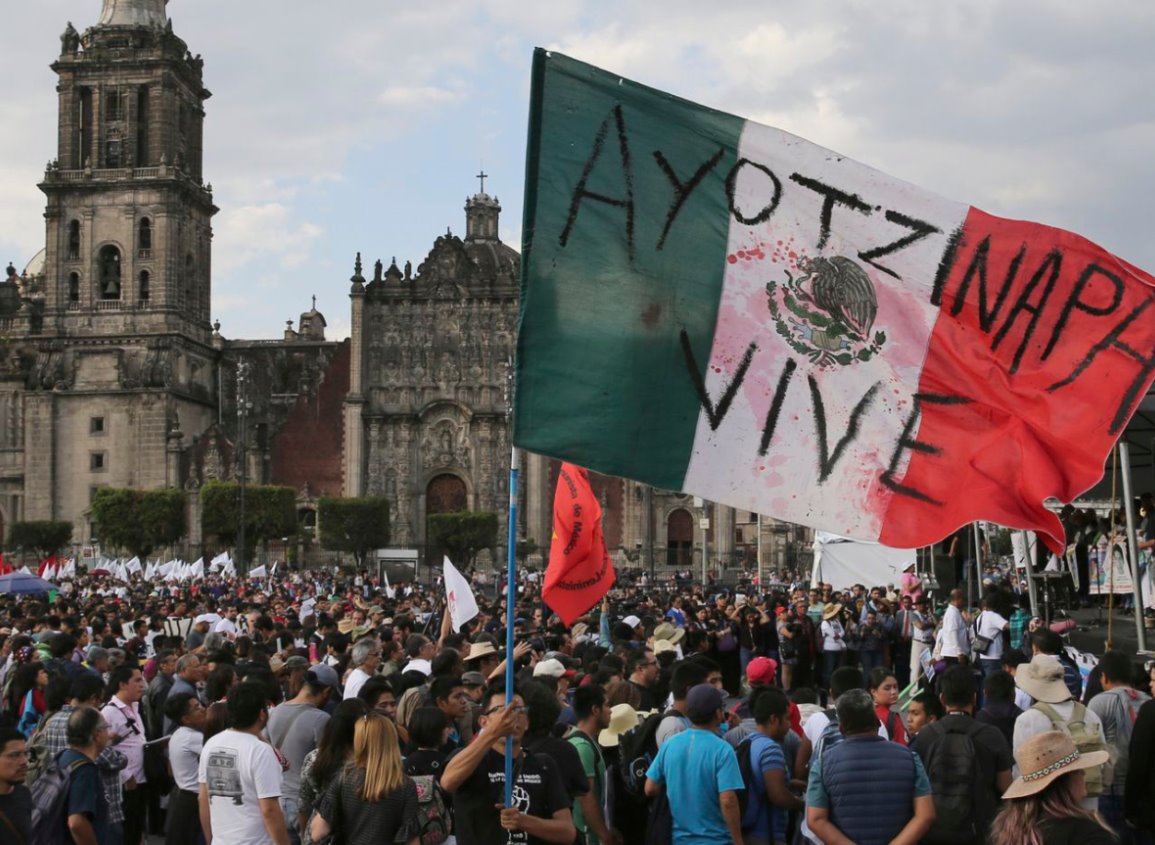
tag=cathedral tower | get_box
[18,0,219,538]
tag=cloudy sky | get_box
[2,0,1154,342]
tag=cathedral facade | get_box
[0,0,795,575]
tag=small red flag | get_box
[544,463,616,626]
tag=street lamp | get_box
[236,360,251,577]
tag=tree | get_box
[427,511,498,571]
[7,521,73,561]
[200,481,297,558]
[317,497,390,567]
[91,488,186,558]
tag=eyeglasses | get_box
[484,704,529,716]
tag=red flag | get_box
[38,555,57,576]
[544,463,616,626]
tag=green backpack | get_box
[1031,701,1109,797]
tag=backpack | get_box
[736,734,773,831]
[883,710,900,741]
[619,708,681,798]
[24,712,59,787]
[29,754,91,845]
[1031,702,1109,797]
[920,719,983,845]
[813,708,844,762]
[394,774,449,845]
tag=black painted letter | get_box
[559,105,636,261]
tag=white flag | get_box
[126,556,142,574]
[43,564,57,581]
[383,568,396,600]
[191,559,205,578]
[249,564,268,579]
[443,557,478,633]
[144,560,156,580]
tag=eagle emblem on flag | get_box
[767,255,886,368]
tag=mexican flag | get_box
[513,49,1155,553]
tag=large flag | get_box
[514,50,1155,553]
[443,556,479,633]
[249,564,268,579]
[543,463,616,625]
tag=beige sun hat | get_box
[1003,730,1108,799]
[822,602,844,621]
[654,639,677,656]
[652,622,686,645]
[598,703,641,747]
[1015,654,1073,704]
[465,641,499,661]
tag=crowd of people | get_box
[0,560,1151,845]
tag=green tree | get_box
[7,521,73,561]
[427,511,498,571]
[200,481,297,558]
[91,488,186,558]
[317,497,390,567]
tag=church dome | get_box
[23,248,46,278]
[98,0,169,28]
[463,238,519,284]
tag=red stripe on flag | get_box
[543,463,616,626]
[878,208,1155,553]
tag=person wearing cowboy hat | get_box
[1012,653,1107,812]
[988,730,1113,845]
[819,602,846,699]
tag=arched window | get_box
[97,245,121,300]
[68,272,80,304]
[138,270,150,302]
[68,220,81,260]
[138,218,151,254]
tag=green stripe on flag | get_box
[515,49,744,490]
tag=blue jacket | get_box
[822,733,917,845]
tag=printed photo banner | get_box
[514,49,1155,553]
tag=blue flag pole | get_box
[504,446,519,807]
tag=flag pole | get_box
[504,446,519,807]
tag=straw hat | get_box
[1015,654,1072,704]
[652,622,685,644]
[1002,731,1108,799]
[822,602,844,621]
[464,641,499,662]
[654,639,677,656]
[598,703,641,747]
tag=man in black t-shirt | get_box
[0,728,32,842]
[442,687,574,845]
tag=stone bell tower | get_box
[19,0,219,537]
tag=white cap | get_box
[533,658,574,678]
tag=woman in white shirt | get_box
[820,602,847,695]
[164,692,207,845]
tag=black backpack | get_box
[920,719,984,845]
[29,753,91,845]
[619,708,682,798]
[735,734,762,831]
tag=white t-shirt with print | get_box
[198,729,283,845]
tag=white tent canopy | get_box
[810,531,918,590]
